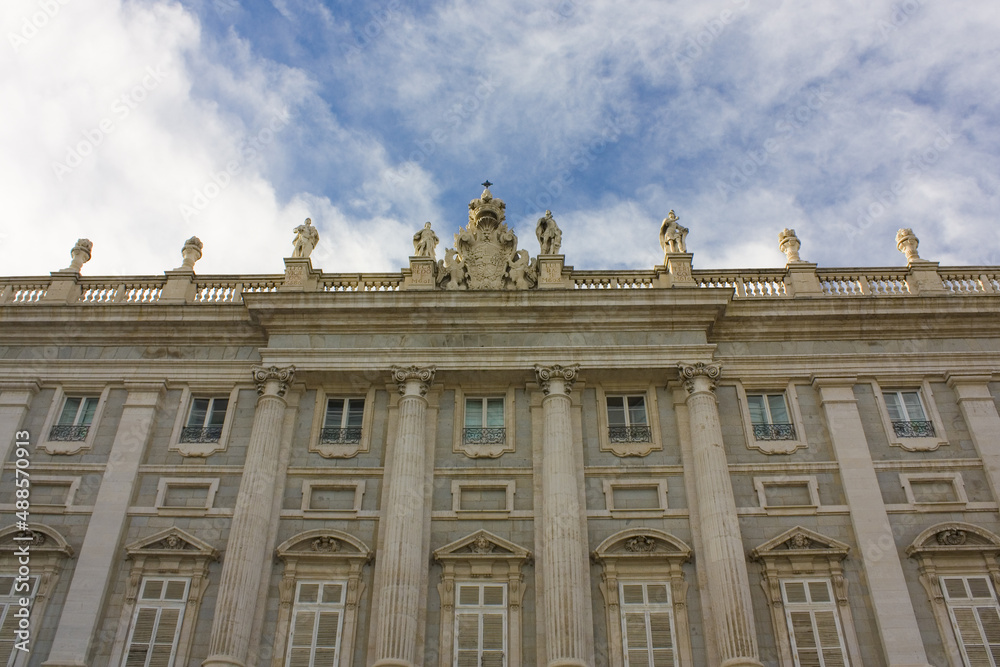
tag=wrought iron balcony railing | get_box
[320,427,363,445]
[463,428,506,445]
[892,420,936,438]
[608,425,652,443]
[752,423,797,441]
[180,426,224,443]
[49,425,90,441]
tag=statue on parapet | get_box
[64,239,93,272]
[412,222,439,258]
[437,248,467,290]
[896,228,920,263]
[778,228,802,263]
[291,218,319,258]
[507,250,537,290]
[536,210,562,255]
[659,210,688,255]
[176,236,203,271]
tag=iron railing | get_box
[752,423,797,441]
[608,425,652,443]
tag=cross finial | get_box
[482,180,493,189]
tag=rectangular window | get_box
[123,577,189,667]
[781,579,849,667]
[286,581,346,667]
[321,398,364,445]
[464,397,506,445]
[0,575,39,666]
[747,393,796,441]
[181,397,229,443]
[620,582,676,667]
[606,396,652,443]
[884,390,936,438]
[454,582,507,667]
[941,575,1000,666]
[50,396,98,441]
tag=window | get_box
[286,581,346,667]
[181,397,228,443]
[123,577,189,667]
[781,579,850,667]
[620,582,677,667]
[50,396,98,441]
[883,390,935,438]
[747,393,796,441]
[941,576,1000,666]
[606,395,651,443]
[0,575,39,666]
[321,398,364,445]
[464,397,506,445]
[454,583,507,666]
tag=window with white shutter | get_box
[781,579,850,667]
[122,577,189,667]
[0,575,39,667]
[619,582,676,667]
[454,582,507,667]
[941,575,1000,667]
[285,581,346,667]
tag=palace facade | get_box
[2,187,1000,667]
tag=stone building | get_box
[1,186,1000,667]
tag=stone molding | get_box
[391,365,436,396]
[677,361,722,394]
[533,364,579,396]
[251,365,295,397]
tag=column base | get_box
[546,661,589,667]
[202,655,246,667]
[372,660,416,667]
[721,659,764,667]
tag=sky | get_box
[2,0,998,278]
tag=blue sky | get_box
[2,0,998,277]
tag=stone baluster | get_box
[677,363,763,667]
[372,366,436,667]
[203,365,295,667]
[535,364,594,667]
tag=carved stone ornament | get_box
[778,228,802,263]
[252,365,296,397]
[176,236,203,270]
[391,365,436,396]
[15,530,47,547]
[470,536,495,554]
[311,536,341,553]
[624,536,657,553]
[64,238,93,272]
[659,210,689,255]
[787,534,814,549]
[896,227,920,262]
[534,364,579,395]
[936,528,968,546]
[291,218,320,258]
[412,222,439,258]
[157,534,187,550]
[677,362,722,394]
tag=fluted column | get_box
[203,365,295,667]
[535,364,594,667]
[678,362,762,667]
[373,366,436,667]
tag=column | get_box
[43,383,164,667]
[814,377,931,667]
[0,382,39,464]
[535,364,594,667]
[372,366,435,667]
[949,375,1000,504]
[677,363,762,667]
[203,365,295,667]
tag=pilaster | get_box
[947,374,1000,505]
[158,269,197,304]
[42,271,82,304]
[782,262,823,296]
[676,362,762,667]
[0,382,40,464]
[812,376,932,667]
[904,260,945,295]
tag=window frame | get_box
[452,386,516,459]
[300,479,366,515]
[453,581,508,666]
[780,578,852,667]
[735,382,808,455]
[871,379,948,452]
[940,574,1000,667]
[619,581,679,667]
[39,385,112,455]
[284,580,348,667]
[451,479,516,515]
[595,384,663,458]
[753,476,821,515]
[168,386,240,458]
[154,477,220,515]
[121,577,190,667]
[308,387,377,459]
[899,472,969,509]
[0,570,41,667]
[601,479,669,516]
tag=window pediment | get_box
[751,526,850,561]
[434,530,531,563]
[276,529,373,563]
[593,528,692,561]
[906,522,1000,558]
[125,528,219,561]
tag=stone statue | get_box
[175,236,203,271]
[291,218,319,258]
[412,222,439,258]
[507,250,537,290]
[896,228,920,262]
[778,228,802,263]
[64,239,93,272]
[659,210,689,254]
[437,248,467,290]
[536,210,562,255]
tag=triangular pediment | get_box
[126,528,218,560]
[434,530,530,561]
[593,528,692,560]
[752,527,850,560]
[276,529,371,560]
[907,522,1000,556]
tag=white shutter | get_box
[285,582,346,667]
[620,582,676,667]
[453,582,508,667]
[0,575,37,667]
[123,578,188,667]
[942,576,1000,667]
[781,579,849,667]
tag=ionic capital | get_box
[392,365,436,396]
[252,365,296,398]
[677,362,722,395]
[534,364,579,396]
